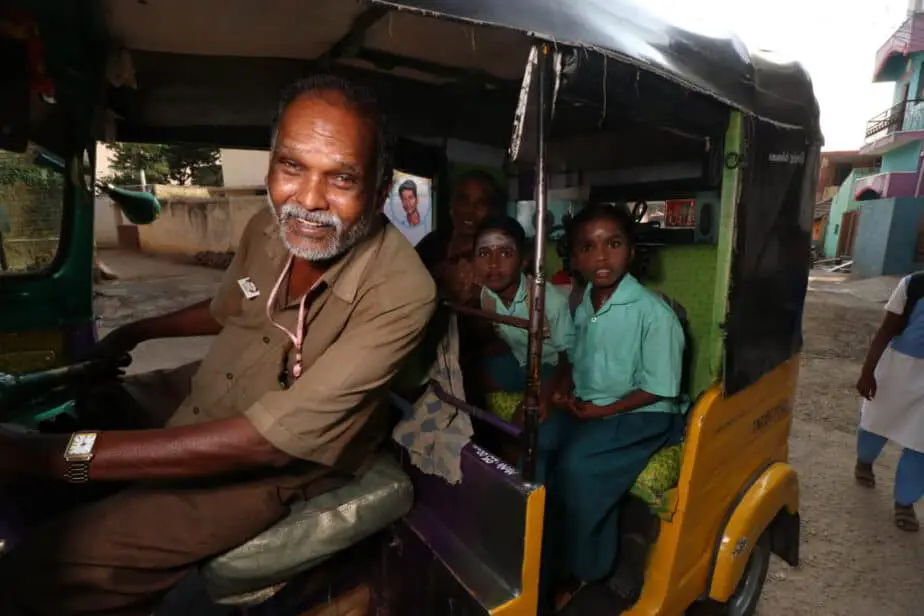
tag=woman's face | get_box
[450,178,494,237]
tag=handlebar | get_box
[0,354,132,411]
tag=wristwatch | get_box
[63,431,99,484]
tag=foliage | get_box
[102,143,170,186]
[101,142,223,187]
[0,150,59,190]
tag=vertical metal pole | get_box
[521,44,552,482]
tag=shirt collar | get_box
[483,273,528,309]
[582,273,645,315]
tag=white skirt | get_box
[860,347,924,453]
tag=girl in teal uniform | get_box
[542,203,685,606]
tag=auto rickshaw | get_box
[0,1,819,615]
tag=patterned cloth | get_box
[630,443,684,520]
[392,314,474,484]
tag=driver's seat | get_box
[200,454,412,606]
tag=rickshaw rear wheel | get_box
[686,532,771,616]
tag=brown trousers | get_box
[0,364,340,616]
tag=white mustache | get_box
[279,204,343,230]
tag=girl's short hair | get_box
[566,203,637,249]
[475,215,527,254]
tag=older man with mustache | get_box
[0,75,436,615]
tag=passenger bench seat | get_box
[201,454,413,605]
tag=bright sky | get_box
[652,0,911,151]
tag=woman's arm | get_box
[857,312,904,400]
[858,276,911,400]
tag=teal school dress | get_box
[540,274,685,585]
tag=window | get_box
[0,146,65,274]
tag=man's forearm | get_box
[127,299,223,343]
[22,417,291,482]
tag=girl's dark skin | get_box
[553,215,662,419]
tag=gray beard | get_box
[267,194,375,261]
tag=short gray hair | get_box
[271,75,394,194]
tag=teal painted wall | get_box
[881,141,921,173]
[823,167,880,258]
[853,199,896,278]
[884,197,924,274]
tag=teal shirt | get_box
[570,274,684,413]
[482,274,574,367]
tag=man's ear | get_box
[376,175,393,212]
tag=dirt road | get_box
[94,252,923,615]
[759,280,923,616]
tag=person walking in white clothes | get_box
[855,273,924,532]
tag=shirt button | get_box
[192,406,200,415]
[262,336,271,344]
[226,372,234,380]
[591,316,598,323]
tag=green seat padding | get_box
[630,443,683,520]
[485,391,521,422]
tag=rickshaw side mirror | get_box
[101,184,161,225]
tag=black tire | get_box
[686,532,771,616]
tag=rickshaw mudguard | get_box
[400,443,545,616]
[708,462,799,602]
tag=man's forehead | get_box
[274,138,363,169]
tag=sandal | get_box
[894,504,919,532]
[854,461,876,488]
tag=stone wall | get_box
[0,182,65,273]
[136,185,264,257]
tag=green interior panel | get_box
[710,112,743,382]
[644,245,719,398]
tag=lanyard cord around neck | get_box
[266,254,314,380]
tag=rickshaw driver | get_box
[0,75,437,616]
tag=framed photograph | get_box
[385,170,432,246]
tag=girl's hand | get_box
[856,371,877,401]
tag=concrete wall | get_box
[0,182,64,273]
[853,198,896,278]
[137,192,264,256]
[884,197,924,274]
[220,149,269,188]
[93,195,121,247]
[823,167,879,257]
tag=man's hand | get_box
[857,370,877,401]
[91,323,144,361]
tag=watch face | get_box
[67,432,98,456]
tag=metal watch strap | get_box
[63,460,91,484]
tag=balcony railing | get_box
[866,99,924,141]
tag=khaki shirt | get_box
[166,209,437,474]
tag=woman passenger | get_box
[416,170,506,305]
[415,171,507,388]
[542,203,685,604]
